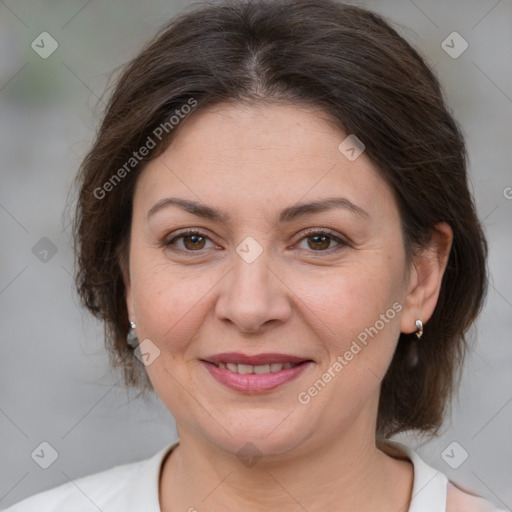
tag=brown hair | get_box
[73,0,488,438]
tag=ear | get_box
[400,222,453,334]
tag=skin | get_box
[123,102,453,512]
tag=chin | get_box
[199,411,314,461]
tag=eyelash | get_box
[162,228,349,255]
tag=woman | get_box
[5,0,506,510]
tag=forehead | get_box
[134,102,397,223]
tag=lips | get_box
[204,352,311,366]
[200,352,314,393]
[202,352,312,374]
[214,361,300,374]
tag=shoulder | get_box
[1,442,178,512]
[378,440,507,512]
[1,451,162,512]
[446,481,508,512]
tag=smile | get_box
[211,361,300,374]
[201,355,313,394]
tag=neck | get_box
[159,426,413,511]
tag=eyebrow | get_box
[147,196,369,224]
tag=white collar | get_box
[102,441,178,511]
[380,440,448,512]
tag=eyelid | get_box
[294,227,350,251]
[163,228,218,249]
[163,227,350,254]
[297,227,348,243]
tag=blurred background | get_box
[0,0,511,509]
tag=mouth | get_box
[204,361,307,374]
[200,353,314,393]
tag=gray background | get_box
[0,0,511,509]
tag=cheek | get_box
[304,259,405,384]
[302,269,403,400]
[129,241,229,361]
[305,260,403,335]
[132,267,203,346]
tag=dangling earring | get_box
[415,319,423,340]
[406,319,423,367]
[127,321,139,348]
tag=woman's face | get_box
[125,102,421,458]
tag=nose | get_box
[215,249,292,334]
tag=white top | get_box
[2,440,506,511]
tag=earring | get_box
[414,319,423,340]
[406,319,423,367]
[127,321,139,348]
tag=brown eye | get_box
[164,230,213,252]
[307,233,331,251]
[182,233,206,250]
[297,229,347,253]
